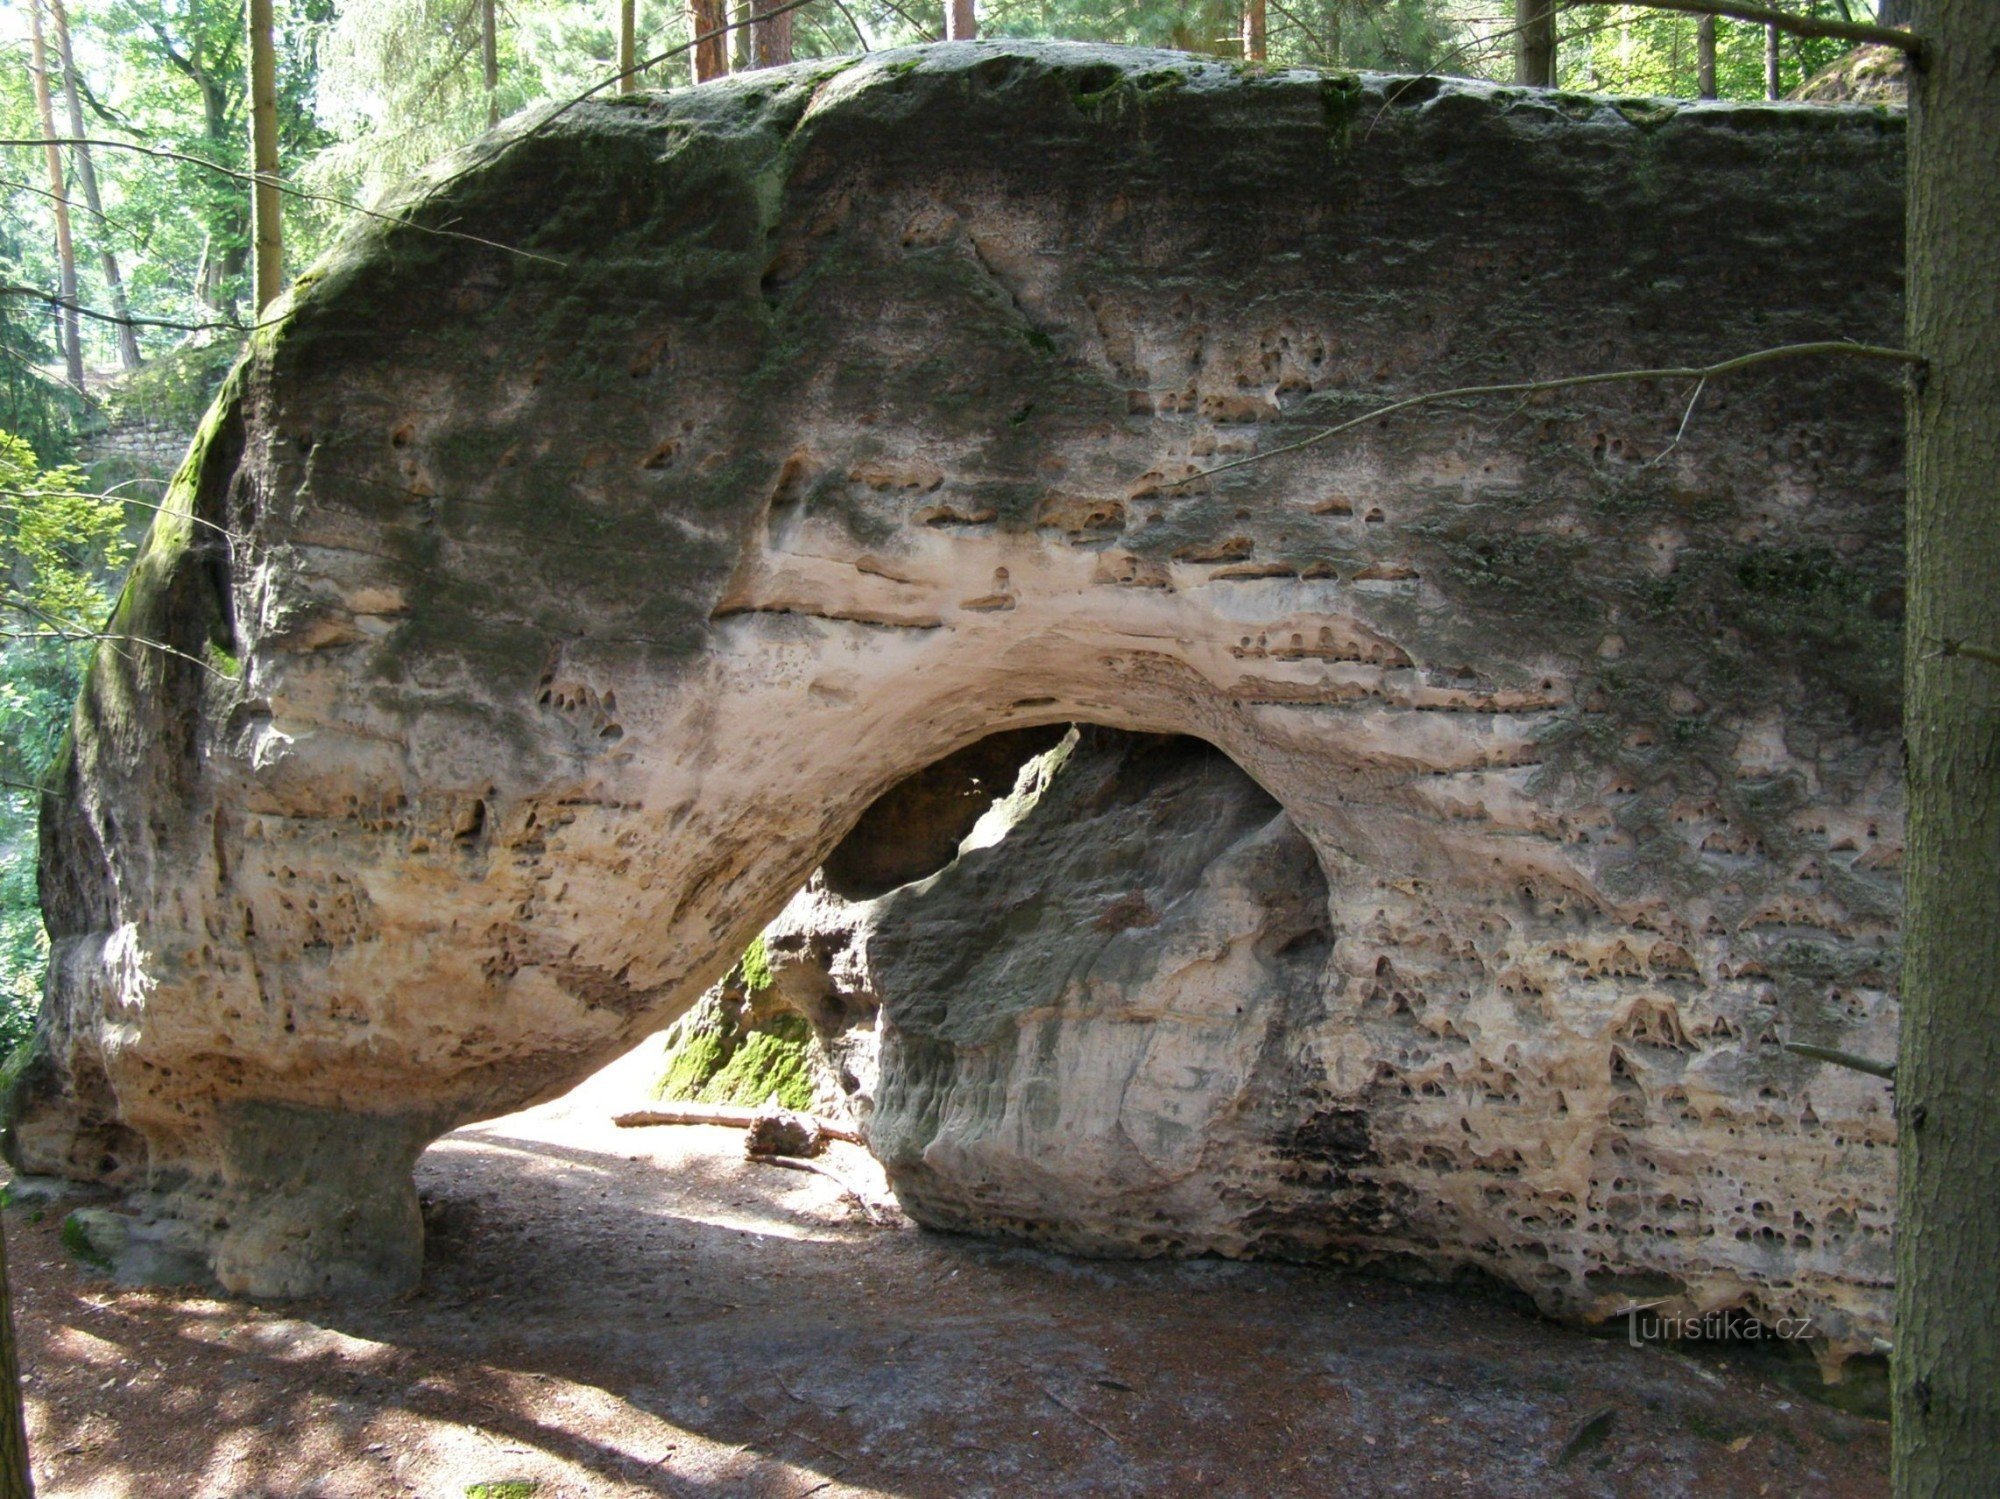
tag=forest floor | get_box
[7,1046,1890,1498]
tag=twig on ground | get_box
[1023,1370,1123,1447]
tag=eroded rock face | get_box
[6,42,1902,1351]
[868,730,1339,1247]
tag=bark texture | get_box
[245,0,282,312]
[689,0,728,81]
[3,50,1908,1337]
[1515,0,1556,87]
[51,0,140,371]
[28,0,82,391]
[1895,2,2000,1491]
[0,1222,29,1498]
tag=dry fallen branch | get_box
[612,1103,863,1143]
[1169,340,1921,487]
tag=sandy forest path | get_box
[7,1045,1889,1497]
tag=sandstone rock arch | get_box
[5,44,1905,1367]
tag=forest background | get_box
[0,0,1886,1053]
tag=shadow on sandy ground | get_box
[7,1057,1890,1498]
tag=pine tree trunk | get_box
[1764,21,1780,98]
[246,0,282,313]
[482,0,499,126]
[1897,8,2000,1493]
[946,0,976,42]
[688,0,728,80]
[1241,0,1266,61]
[1515,0,1556,87]
[1696,13,1716,98]
[50,0,138,370]
[751,0,791,69]
[27,0,82,392]
[0,1219,32,1498]
[618,0,637,93]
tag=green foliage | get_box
[95,338,242,435]
[465,1484,541,1499]
[0,432,132,1054]
[1558,5,1855,100]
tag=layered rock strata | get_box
[3,42,1902,1365]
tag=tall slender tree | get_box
[1696,12,1716,97]
[1241,0,1265,60]
[946,0,976,42]
[246,0,281,312]
[751,0,792,68]
[618,0,638,93]
[0,1217,29,1498]
[50,0,140,371]
[481,0,499,126]
[1515,0,1556,86]
[27,0,82,391]
[689,0,728,79]
[1763,20,1780,97]
[1898,7,2000,1491]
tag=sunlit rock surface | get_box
[4,43,1902,1368]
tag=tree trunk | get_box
[732,0,752,71]
[751,0,791,69]
[27,0,83,392]
[246,0,282,313]
[688,0,728,81]
[1764,21,1780,98]
[482,0,498,126]
[1878,0,1909,27]
[618,0,637,93]
[51,0,139,370]
[1515,0,1557,88]
[946,0,976,42]
[1696,13,1716,98]
[1898,8,2000,1494]
[1241,0,1266,61]
[0,1219,32,1498]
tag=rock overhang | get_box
[5,42,1904,1372]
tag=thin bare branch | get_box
[0,487,242,545]
[0,282,253,334]
[531,0,844,134]
[1170,341,1921,487]
[1940,639,2000,669]
[1620,0,1921,59]
[0,136,565,266]
[1784,1041,1895,1080]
